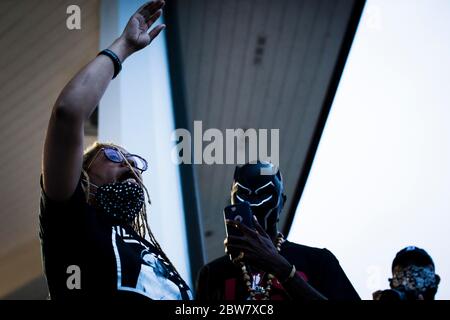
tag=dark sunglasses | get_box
[103,147,148,173]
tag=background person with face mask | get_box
[39,1,192,300]
[195,161,360,300]
[373,246,440,301]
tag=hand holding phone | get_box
[223,202,254,260]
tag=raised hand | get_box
[121,0,166,52]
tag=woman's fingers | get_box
[137,0,164,19]
[145,8,163,28]
[148,24,165,41]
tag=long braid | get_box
[132,172,183,279]
[81,169,91,203]
[140,202,183,279]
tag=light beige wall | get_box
[0,0,100,298]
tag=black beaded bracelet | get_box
[98,49,122,79]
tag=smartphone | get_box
[223,202,254,260]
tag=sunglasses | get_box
[102,147,148,173]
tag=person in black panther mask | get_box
[196,161,360,300]
[39,1,192,300]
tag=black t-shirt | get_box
[39,177,192,300]
[196,240,360,300]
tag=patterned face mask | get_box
[94,180,145,224]
[390,265,438,294]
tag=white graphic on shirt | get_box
[135,251,182,299]
[111,226,191,300]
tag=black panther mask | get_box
[231,162,286,230]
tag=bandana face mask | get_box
[94,180,145,224]
[389,265,439,296]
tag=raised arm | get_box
[42,1,165,201]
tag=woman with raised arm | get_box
[40,1,192,300]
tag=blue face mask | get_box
[93,180,145,224]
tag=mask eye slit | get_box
[254,181,275,195]
[235,183,252,195]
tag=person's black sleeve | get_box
[317,249,360,300]
[39,175,85,241]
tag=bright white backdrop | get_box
[289,0,450,300]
